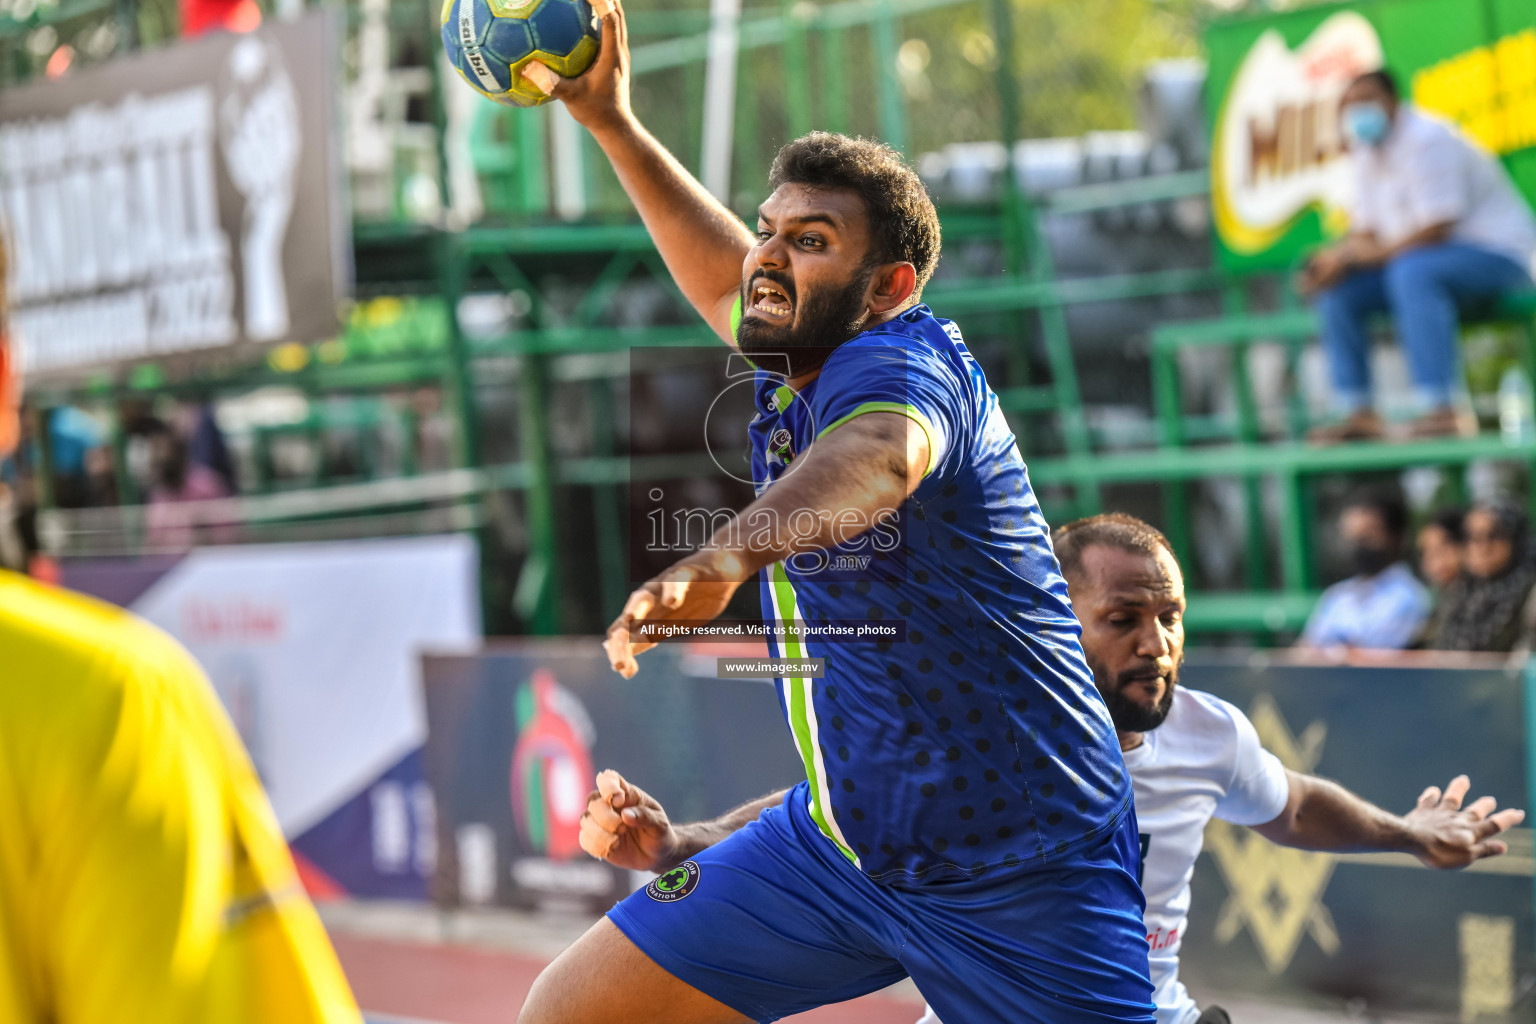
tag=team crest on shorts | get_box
[646,860,701,902]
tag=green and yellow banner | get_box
[1205,0,1536,272]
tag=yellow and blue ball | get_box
[441,0,600,107]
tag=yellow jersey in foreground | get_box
[0,570,363,1024]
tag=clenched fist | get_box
[579,769,685,873]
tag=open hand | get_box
[1404,775,1525,869]
[578,769,683,872]
[521,0,631,132]
[602,553,743,677]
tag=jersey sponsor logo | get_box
[646,860,701,902]
[769,427,795,464]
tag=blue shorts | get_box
[608,783,1153,1024]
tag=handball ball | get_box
[441,0,600,107]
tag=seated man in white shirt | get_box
[1297,488,1430,651]
[1299,69,1536,441]
[577,513,1523,1024]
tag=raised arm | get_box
[522,0,751,342]
[1252,771,1524,869]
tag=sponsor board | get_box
[1180,653,1533,1022]
[421,642,803,911]
[62,535,480,898]
[1210,11,1381,259]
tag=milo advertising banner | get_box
[1206,0,1536,272]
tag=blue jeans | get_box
[1313,242,1533,412]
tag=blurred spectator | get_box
[1299,489,1429,650]
[1425,500,1536,651]
[186,400,240,494]
[1417,506,1466,589]
[1414,506,1466,649]
[37,404,114,507]
[411,388,454,472]
[1300,69,1536,442]
[181,0,261,36]
[144,420,235,550]
[0,470,21,572]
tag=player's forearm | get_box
[669,789,789,861]
[1254,773,1415,854]
[695,414,919,580]
[586,115,752,339]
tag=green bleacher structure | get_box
[9,0,1536,639]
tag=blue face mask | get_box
[1343,102,1391,147]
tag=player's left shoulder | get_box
[838,307,949,356]
[1161,688,1253,757]
[821,311,966,390]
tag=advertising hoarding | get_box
[62,535,480,898]
[1179,654,1533,1022]
[0,10,351,377]
[421,642,803,910]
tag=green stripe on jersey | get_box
[816,400,942,478]
[770,561,858,865]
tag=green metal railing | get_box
[16,0,1246,637]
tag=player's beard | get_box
[1089,656,1180,733]
[736,264,874,378]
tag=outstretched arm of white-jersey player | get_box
[1251,771,1524,869]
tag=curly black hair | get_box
[768,132,942,295]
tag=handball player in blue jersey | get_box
[516,4,1154,1023]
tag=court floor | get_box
[329,902,1429,1024]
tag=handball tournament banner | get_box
[62,535,481,899]
[1205,0,1536,271]
[0,9,351,377]
[1180,653,1534,1023]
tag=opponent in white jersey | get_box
[1125,686,1287,1023]
[913,513,1523,1024]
